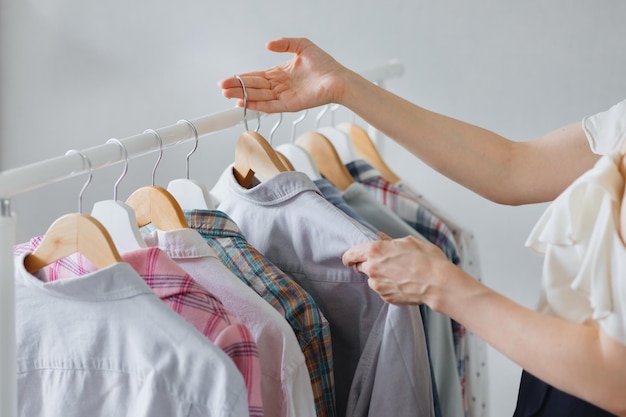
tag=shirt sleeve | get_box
[582,99,626,155]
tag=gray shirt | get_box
[218,170,435,417]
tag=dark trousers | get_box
[513,370,617,417]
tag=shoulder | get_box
[583,99,626,155]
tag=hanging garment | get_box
[312,178,378,233]
[13,252,248,417]
[218,170,435,417]
[341,181,426,239]
[346,159,460,263]
[143,225,317,417]
[340,171,463,417]
[317,173,444,417]
[182,209,335,417]
[397,180,489,417]
[15,241,263,417]
[346,159,466,417]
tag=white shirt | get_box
[14,253,248,417]
[525,99,626,345]
[143,227,317,417]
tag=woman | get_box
[219,37,626,416]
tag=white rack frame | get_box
[0,60,403,417]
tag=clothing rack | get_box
[0,60,404,417]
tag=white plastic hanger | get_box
[166,121,215,210]
[316,104,358,165]
[274,111,322,180]
[90,138,148,253]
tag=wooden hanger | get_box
[23,213,122,274]
[233,130,289,188]
[275,149,296,171]
[295,131,355,191]
[126,185,189,231]
[338,122,401,184]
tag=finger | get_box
[376,231,392,241]
[266,37,312,54]
[218,75,272,90]
[222,87,276,102]
[342,242,374,267]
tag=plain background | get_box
[2,1,626,415]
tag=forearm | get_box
[435,267,626,415]
[336,70,598,205]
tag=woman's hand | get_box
[218,37,350,113]
[342,235,454,309]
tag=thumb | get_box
[266,37,312,54]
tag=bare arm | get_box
[342,236,626,416]
[220,37,600,205]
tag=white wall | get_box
[2,1,626,415]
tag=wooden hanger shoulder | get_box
[233,131,288,188]
[295,131,354,191]
[338,122,401,184]
[126,185,189,231]
[23,213,122,274]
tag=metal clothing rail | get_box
[0,60,403,417]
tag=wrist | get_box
[334,68,370,108]
[426,263,487,317]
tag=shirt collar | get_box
[184,209,246,240]
[121,247,212,299]
[225,169,322,206]
[142,227,219,260]
[15,252,152,301]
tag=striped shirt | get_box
[184,209,336,417]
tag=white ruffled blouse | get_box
[525,99,626,345]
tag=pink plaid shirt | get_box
[15,238,264,417]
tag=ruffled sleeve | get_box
[583,99,626,155]
[525,153,626,340]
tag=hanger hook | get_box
[315,104,330,130]
[234,74,249,131]
[144,129,163,186]
[65,149,93,214]
[176,119,199,180]
[269,113,283,145]
[254,111,261,133]
[106,138,128,201]
[291,110,308,143]
[330,103,341,126]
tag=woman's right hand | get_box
[218,37,350,114]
